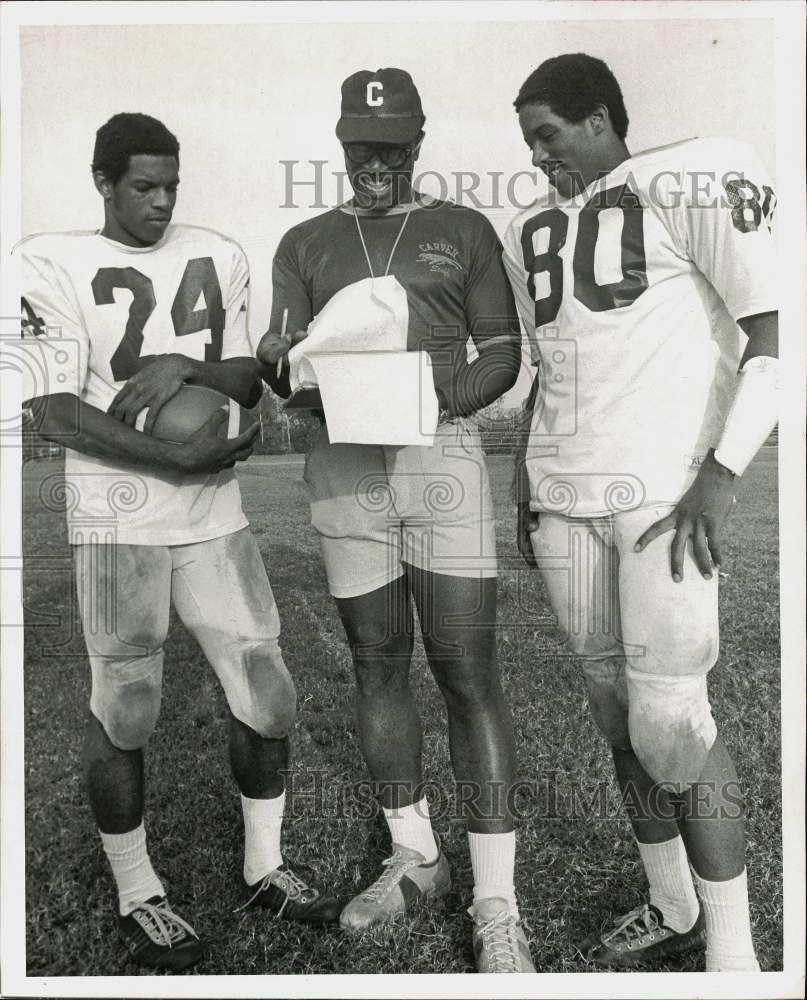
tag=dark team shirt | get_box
[269,196,520,398]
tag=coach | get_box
[258,68,534,973]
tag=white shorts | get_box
[303,418,498,598]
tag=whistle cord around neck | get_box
[353,203,414,279]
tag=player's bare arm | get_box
[108,353,262,432]
[180,354,262,407]
[635,310,779,580]
[28,391,259,474]
[737,310,778,364]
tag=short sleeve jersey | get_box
[502,137,777,516]
[17,224,253,545]
[270,196,520,398]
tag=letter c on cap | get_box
[366,81,383,107]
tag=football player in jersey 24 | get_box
[503,53,777,972]
[19,113,340,972]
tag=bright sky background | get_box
[19,13,776,374]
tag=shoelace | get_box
[234,867,318,916]
[361,851,420,902]
[476,910,521,973]
[603,904,660,948]
[131,900,198,947]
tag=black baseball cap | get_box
[336,68,424,144]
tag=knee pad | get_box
[89,651,163,750]
[231,640,297,739]
[624,616,719,678]
[626,666,717,792]
[581,656,631,750]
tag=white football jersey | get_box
[18,224,253,545]
[503,137,777,516]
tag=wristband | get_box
[714,355,779,477]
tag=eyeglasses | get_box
[342,142,415,168]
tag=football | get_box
[135,384,257,444]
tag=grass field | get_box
[21,448,782,977]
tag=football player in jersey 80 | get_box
[503,53,778,972]
[18,112,339,972]
[257,67,534,973]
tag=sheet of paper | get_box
[308,350,439,446]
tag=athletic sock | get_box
[99,822,165,916]
[693,867,760,971]
[468,830,519,919]
[241,791,285,886]
[637,835,700,933]
[383,797,439,863]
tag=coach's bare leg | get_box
[408,566,516,835]
[335,575,421,810]
[407,566,523,923]
[337,577,448,933]
[228,711,288,798]
[83,712,144,833]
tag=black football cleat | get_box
[238,863,342,924]
[580,902,706,968]
[118,896,203,972]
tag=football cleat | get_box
[339,843,451,932]
[238,863,342,924]
[468,897,536,973]
[580,902,706,968]
[118,896,202,972]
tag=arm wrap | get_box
[713,355,779,476]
